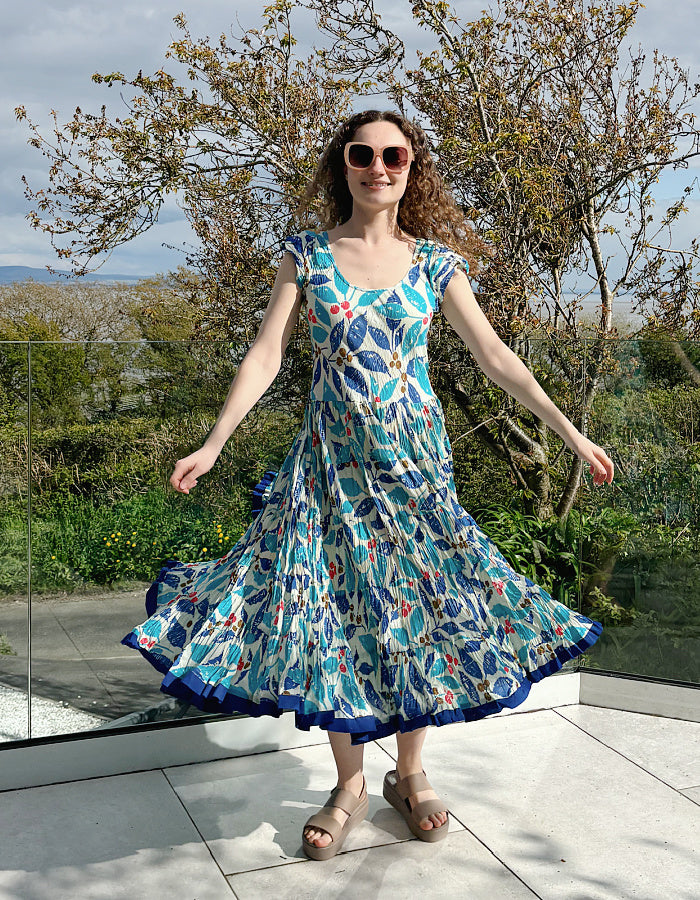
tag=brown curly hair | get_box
[295,109,488,273]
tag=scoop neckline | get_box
[318,230,425,293]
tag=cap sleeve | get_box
[280,232,309,291]
[430,245,470,309]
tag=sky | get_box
[2,0,698,277]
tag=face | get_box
[342,121,413,210]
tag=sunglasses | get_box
[344,142,413,173]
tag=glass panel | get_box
[0,342,30,742]
[24,339,303,738]
[580,337,700,682]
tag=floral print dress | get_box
[121,229,603,745]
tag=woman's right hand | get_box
[170,445,220,494]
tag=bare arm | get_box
[170,252,302,493]
[440,270,614,486]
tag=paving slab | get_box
[227,829,538,899]
[0,770,234,900]
[558,703,700,790]
[422,707,699,900]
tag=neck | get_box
[337,208,405,244]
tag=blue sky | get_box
[2,0,698,277]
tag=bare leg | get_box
[303,731,366,848]
[395,726,448,830]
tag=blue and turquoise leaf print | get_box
[379,378,399,401]
[331,366,342,394]
[355,497,375,517]
[312,300,331,327]
[494,676,513,694]
[368,325,391,349]
[167,621,187,649]
[408,264,420,287]
[355,350,390,373]
[482,650,498,675]
[343,365,369,396]
[346,314,368,351]
[407,382,422,404]
[364,679,382,711]
[402,321,424,353]
[312,325,327,344]
[358,661,374,676]
[330,320,344,353]
[309,272,330,286]
[402,688,421,719]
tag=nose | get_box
[367,153,388,177]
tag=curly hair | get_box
[295,109,489,274]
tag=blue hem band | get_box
[122,610,603,745]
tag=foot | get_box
[395,764,448,830]
[303,773,366,849]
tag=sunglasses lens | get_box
[347,144,374,168]
[383,146,409,170]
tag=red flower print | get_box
[346,310,353,319]
[339,663,347,673]
[330,304,339,314]
[423,317,428,324]
[422,570,429,579]
[504,618,514,634]
[555,625,563,636]
[494,579,505,595]
[352,460,358,467]
[445,691,454,704]
[408,580,413,586]
[237,658,245,670]
[329,561,337,578]
[374,396,380,402]
[341,300,350,310]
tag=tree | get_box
[15,0,700,516]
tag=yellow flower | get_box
[202,547,207,552]
[51,555,56,559]
[117,532,121,536]
[132,531,137,536]
[225,536,230,540]
[106,542,111,547]
[218,539,223,543]
[111,533,115,538]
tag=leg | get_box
[395,726,448,830]
[303,730,366,848]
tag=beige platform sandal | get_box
[383,769,449,842]
[302,775,369,861]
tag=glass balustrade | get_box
[0,336,697,746]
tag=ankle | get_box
[396,760,423,780]
[336,771,365,794]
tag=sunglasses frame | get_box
[343,141,414,173]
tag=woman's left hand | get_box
[571,436,614,486]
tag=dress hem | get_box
[122,606,603,746]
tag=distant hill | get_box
[0,266,149,285]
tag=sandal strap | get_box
[396,771,430,799]
[326,781,366,817]
[303,811,344,840]
[410,797,448,821]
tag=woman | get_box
[122,110,613,861]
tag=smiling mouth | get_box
[362,182,390,189]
